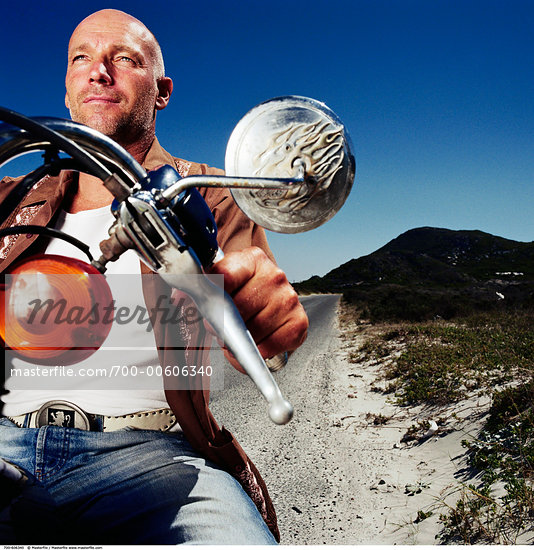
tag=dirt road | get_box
[210,294,400,544]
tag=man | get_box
[0,9,308,544]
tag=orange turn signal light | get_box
[1,254,113,365]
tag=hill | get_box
[294,227,534,321]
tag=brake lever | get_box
[95,165,294,424]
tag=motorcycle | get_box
[0,95,355,425]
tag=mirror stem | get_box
[159,174,304,205]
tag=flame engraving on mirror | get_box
[251,120,345,212]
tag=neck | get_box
[121,131,154,165]
[63,172,114,213]
[64,136,154,214]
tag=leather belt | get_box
[5,400,178,432]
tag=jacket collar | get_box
[19,171,73,209]
[143,137,177,172]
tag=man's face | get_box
[65,12,164,146]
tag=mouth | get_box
[83,96,120,104]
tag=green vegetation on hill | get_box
[294,227,534,322]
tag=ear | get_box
[65,92,70,110]
[155,77,173,111]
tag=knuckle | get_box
[295,315,309,340]
[248,246,268,264]
[250,245,266,257]
[297,323,309,346]
[284,289,300,310]
[272,267,289,287]
[285,314,309,350]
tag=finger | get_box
[239,288,305,344]
[230,265,289,322]
[255,313,308,359]
[170,287,188,305]
[209,247,267,295]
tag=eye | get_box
[116,55,136,65]
[71,54,88,63]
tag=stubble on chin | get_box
[72,108,148,143]
[68,104,122,138]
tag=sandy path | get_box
[330,315,487,544]
[211,295,490,544]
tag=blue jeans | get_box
[0,417,276,544]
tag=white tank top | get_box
[3,205,170,416]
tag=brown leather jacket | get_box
[0,138,280,540]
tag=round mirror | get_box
[225,96,355,233]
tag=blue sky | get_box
[1,0,533,281]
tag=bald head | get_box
[65,8,173,152]
[69,9,165,78]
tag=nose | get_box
[89,60,112,85]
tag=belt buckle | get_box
[36,400,91,430]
